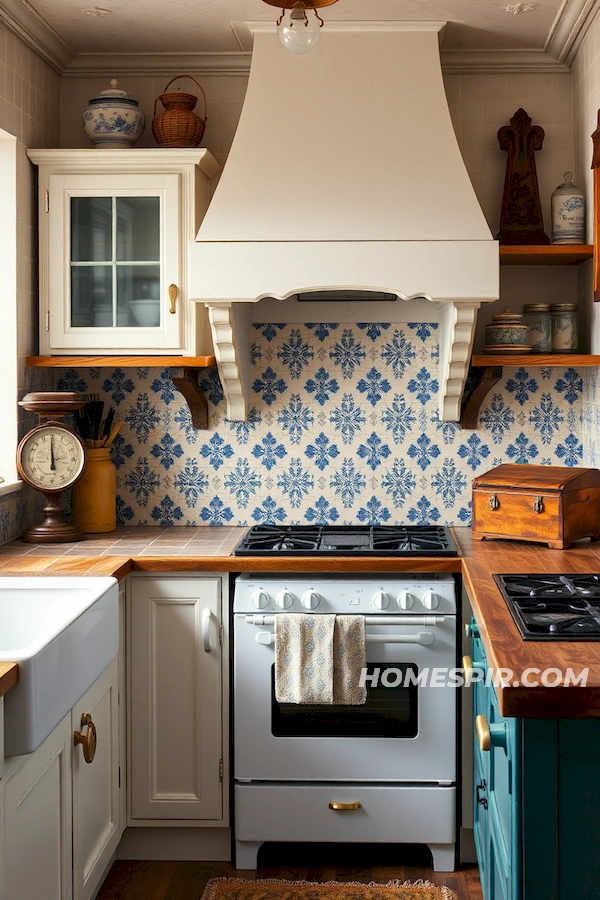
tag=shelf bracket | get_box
[459,366,503,429]
[170,366,213,430]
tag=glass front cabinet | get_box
[27,149,221,355]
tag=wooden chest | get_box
[472,464,600,549]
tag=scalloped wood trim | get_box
[206,303,251,422]
[438,301,480,422]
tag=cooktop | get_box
[232,525,458,557]
[494,574,600,640]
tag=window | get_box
[0,128,22,495]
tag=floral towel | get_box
[275,614,366,705]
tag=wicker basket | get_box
[152,75,207,148]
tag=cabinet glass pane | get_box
[117,265,160,327]
[71,267,113,327]
[116,197,160,262]
[71,197,112,262]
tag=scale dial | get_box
[17,423,86,492]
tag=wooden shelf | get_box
[471,353,600,367]
[26,355,216,368]
[499,245,593,265]
[25,355,218,429]
[461,354,599,429]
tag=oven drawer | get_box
[235,783,455,845]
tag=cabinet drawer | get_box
[236,783,455,845]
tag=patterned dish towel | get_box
[275,614,366,705]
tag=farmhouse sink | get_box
[0,577,118,756]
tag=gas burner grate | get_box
[232,524,458,557]
[494,574,600,640]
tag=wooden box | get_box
[472,464,600,549]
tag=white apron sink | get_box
[0,576,119,756]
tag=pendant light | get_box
[261,0,339,54]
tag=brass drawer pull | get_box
[329,801,362,811]
[476,714,491,752]
[168,283,178,314]
[489,493,499,510]
[533,495,544,514]
[463,655,484,685]
[74,712,97,764]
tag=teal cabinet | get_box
[470,625,520,900]
[469,617,600,900]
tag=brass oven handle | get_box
[168,283,178,314]
[329,801,362,811]
[533,495,544,514]
[489,493,500,510]
[476,715,491,752]
[74,712,97,764]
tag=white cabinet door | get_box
[128,577,223,822]
[2,715,73,900]
[47,172,182,351]
[72,658,122,900]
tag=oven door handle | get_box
[255,631,435,646]
[245,615,443,626]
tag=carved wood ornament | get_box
[496,108,549,245]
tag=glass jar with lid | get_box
[550,303,578,352]
[523,303,551,353]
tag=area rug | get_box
[202,878,456,900]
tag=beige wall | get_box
[0,22,60,540]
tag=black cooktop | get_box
[495,574,600,640]
[233,525,458,557]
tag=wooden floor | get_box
[96,844,483,900]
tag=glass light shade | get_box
[278,7,321,54]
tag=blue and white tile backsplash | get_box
[51,323,585,528]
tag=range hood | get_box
[190,22,499,422]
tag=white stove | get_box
[233,573,458,873]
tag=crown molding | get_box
[0,0,74,73]
[63,47,570,78]
[63,51,252,78]
[440,48,570,74]
[545,0,600,67]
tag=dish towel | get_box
[275,614,366,705]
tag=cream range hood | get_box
[190,22,499,422]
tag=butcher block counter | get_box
[0,663,18,699]
[1,525,600,717]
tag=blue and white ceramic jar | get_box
[551,172,585,244]
[82,79,145,149]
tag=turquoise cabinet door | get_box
[470,619,521,900]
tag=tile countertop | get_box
[2,526,600,717]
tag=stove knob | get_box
[398,590,415,610]
[422,591,440,610]
[301,590,321,610]
[372,590,391,610]
[251,590,270,610]
[275,590,295,610]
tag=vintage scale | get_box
[16,393,88,543]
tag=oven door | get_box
[234,615,456,783]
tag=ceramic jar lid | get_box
[88,78,140,107]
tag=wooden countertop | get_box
[2,526,600,717]
[0,662,18,699]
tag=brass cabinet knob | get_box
[476,714,491,752]
[329,801,362,811]
[74,712,97,764]
[168,284,178,315]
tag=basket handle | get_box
[153,74,207,120]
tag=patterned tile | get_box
[48,324,585,527]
